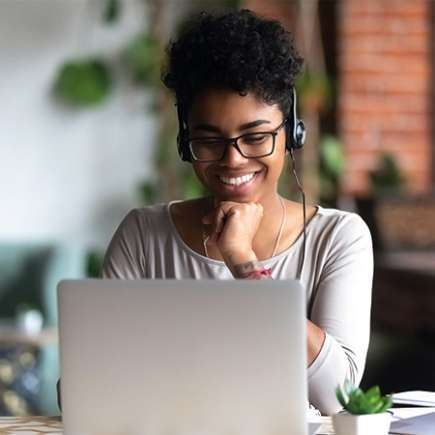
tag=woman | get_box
[102,9,373,415]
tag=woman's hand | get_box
[202,201,263,269]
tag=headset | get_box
[176,87,306,162]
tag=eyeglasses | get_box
[188,119,287,162]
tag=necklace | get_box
[202,196,287,259]
[271,196,286,257]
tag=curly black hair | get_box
[162,9,303,118]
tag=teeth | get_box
[219,173,255,186]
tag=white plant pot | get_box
[332,411,391,435]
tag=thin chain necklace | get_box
[202,196,287,259]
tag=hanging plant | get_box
[369,153,405,196]
[103,0,121,24]
[320,134,345,179]
[122,33,161,86]
[53,58,112,107]
[319,134,345,205]
[296,71,333,113]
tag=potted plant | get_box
[332,381,393,435]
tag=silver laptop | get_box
[58,279,310,435]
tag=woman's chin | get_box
[211,188,264,203]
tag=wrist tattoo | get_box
[233,261,272,279]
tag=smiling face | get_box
[188,87,287,203]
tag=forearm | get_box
[307,319,326,366]
[223,250,258,278]
[222,246,278,279]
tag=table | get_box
[1,408,434,434]
[0,416,61,434]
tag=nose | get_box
[220,140,247,166]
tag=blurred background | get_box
[1,0,434,416]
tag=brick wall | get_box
[243,0,296,28]
[338,0,433,195]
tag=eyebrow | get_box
[192,119,271,133]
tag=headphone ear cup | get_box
[284,118,306,151]
[293,120,306,149]
[285,87,306,150]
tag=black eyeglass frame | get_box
[188,119,287,163]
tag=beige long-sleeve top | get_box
[102,201,373,415]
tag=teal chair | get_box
[0,243,87,415]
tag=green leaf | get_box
[365,386,381,404]
[296,71,333,112]
[378,396,393,413]
[53,58,111,106]
[103,0,121,24]
[138,180,157,205]
[369,152,405,195]
[346,382,361,398]
[336,382,392,415]
[123,33,161,86]
[320,135,345,178]
[86,250,104,278]
[335,385,347,408]
[181,170,208,200]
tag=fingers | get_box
[202,203,231,242]
[201,201,263,244]
[204,207,227,243]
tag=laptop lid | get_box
[58,279,308,435]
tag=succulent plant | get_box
[336,381,392,415]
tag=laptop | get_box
[58,279,315,435]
